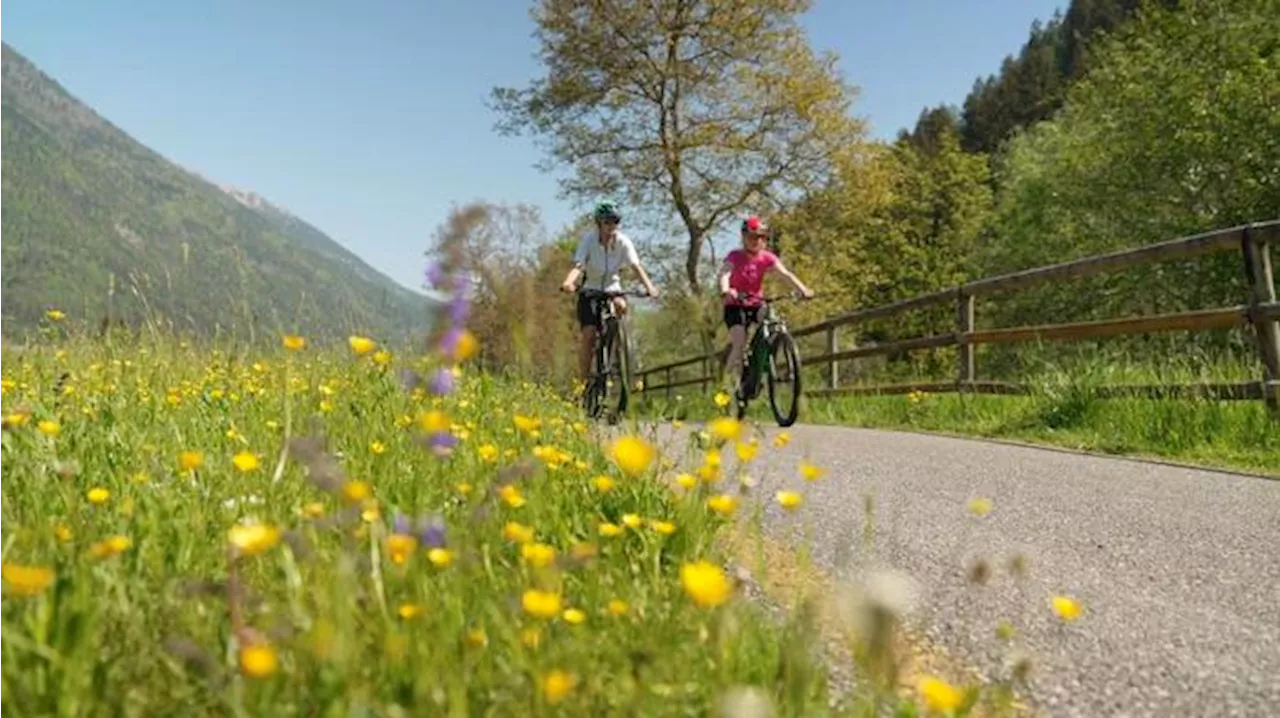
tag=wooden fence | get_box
[634,220,1280,411]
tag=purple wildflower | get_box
[428,368,455,396]
[418,515,447,549]
[448,293,470,325]
[429,432,457,450]
[393,512,413,536]
[424,261,447,290]
[438,326,463,357]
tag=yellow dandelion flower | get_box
[541,670,577,704]
[607,599,629,616]
[466,627,488,647]
[680,560,732,608]
[735,440,759,462]
[37,420,61,437]
[55,524,73,542]
[178,450,204,472]
[477,444,499,462]
[650,520,676,536]
[239,643,279,679]
[372,350,392,367]
[968,497,993,517]
[1052,595,1082,622]
[773,431,791,448]
[598,522,623,538]
[369,440,387,455]
[706,494,739,515]
[498,484,526,508]
[592,475,616,492]
[1,563,55,596]
[675,473,697,490]
[708,417,742,441]
[89,535,132,558]
[281,334,306,351]
[621,513,642,529]
[45,308,67,322]
[611,436,656,477]
[521,589,562,619]
[714,391,731,408]
[521,543,557,568]
[302,502,325,519]
[799,460,825,482]
[456,482,472,496]
[513,414,541,434]
[776,491,803,510]
[341,480,371,504]
[385,534,418,565]
[398,603,423,620]
[348,335,376,356]
[427,548,454,568]
[562,608,586,625]
[87,487,110,505]
[228,524,281,557]
[918,676,962,713]
[570,542,598,561]
[450,329,479,362]
[417,410,450,434]
[232,451,260,473]
[503,522,535,544]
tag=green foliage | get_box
[1,44,435,344]
[984,0,1280,331]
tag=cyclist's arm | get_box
[561,238,589,292]
[717,260,734,298]
[623,239,659,297]
[771,260,814,297]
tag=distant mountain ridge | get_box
[1,43,437,342]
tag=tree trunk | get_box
[684,230,705,295]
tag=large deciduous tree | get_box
[491,0,865,294]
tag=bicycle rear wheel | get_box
[606,319,631,423]
[767,331,801,427]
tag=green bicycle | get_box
[732,292,808,427]
[580,288,646,423]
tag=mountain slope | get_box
[1,43,436,342]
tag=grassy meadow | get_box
[2,321,1029,717]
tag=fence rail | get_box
[635,220,1280,411]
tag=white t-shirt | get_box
[573,230,640,292]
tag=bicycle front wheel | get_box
[767,331,801,427]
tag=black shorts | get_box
[576,292,607,329]
[723,305,761,328]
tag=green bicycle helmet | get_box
[593,201,622,224]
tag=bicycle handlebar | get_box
[578,288,652,299]
[734,290,814,304]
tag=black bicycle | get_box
[732,291,808,427]
[579,288,647,423]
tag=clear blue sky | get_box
[3,0,1062,293]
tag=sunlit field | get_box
[2,314,1078,716]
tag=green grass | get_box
[640,355,1280,476]
[1,335,848,716]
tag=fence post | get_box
[1242,225,1280,412]
[956,291,975,388]
[701,355,709,394]
[665,367,672,402]
[825,326,839,390]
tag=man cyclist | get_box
[559,201,660,383]
[718,215,814,390]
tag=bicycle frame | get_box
[739,299,789,392]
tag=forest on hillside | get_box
[435,0,1278,385]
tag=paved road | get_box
[655,423,1280,717]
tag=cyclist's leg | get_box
[575,294,600,383]
[723,306,749,386]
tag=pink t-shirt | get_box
[724,249,778,306]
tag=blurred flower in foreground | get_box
[348,335,376,356]
[680,560,732,608]
[917,676,962,714]
[968,497,993,517]
[1052,595,1082,622]
[281,334,306,351]
[239,642,278,678]
[228,524,281,557]
[541,669,577,704]
[46,308,67,322]
[522,589,562,619]
[775,491,802,510]
[1,563,55,596]
[611,436,656,476]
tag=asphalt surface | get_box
[653,422,1280,718]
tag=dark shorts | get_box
[576,292,607,329]
[723,304,761,328]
